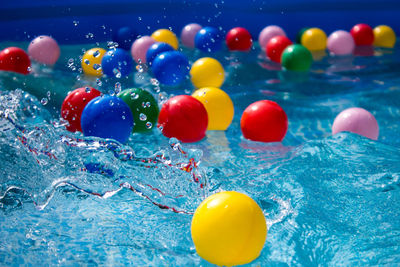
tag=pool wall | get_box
[2,0,400,43]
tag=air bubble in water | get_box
[139,113,147,121]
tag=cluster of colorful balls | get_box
[0,23,390,266]
[61,86,159,143]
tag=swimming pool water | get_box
[1,41,400,266]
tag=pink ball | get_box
[258,26,286,51]
[181,23,202,48]
[327,30,355,56]
[332,107,379,140]
[28,35,60,65]
[130,36,156,64]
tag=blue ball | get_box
[81,95,134,143]
[101,48,133,77]
[146,42,174,66]
[112,26,138,50]
[152,51,190,86]
[194,26,223,53]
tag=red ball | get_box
[241,100,288,142]
[157,95,208,143]
[226,27,253,51]
[0,47,31,75]
[350,23,374,46]
[266,36,293,63]
[61,87,101,132]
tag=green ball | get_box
[281,44,313,72]
[117,88,159,133]
[296,27,310,44]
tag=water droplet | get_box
[146,102,151,108]
[146,122,153,129]
[27,66,32,72]
[150,78,159,86]
[109,100,114,106]
[139,113,147,121]
[47,91,51,99]
[114,82,121,94]
[130,92,139,99]
[136,65,144,73]
[93,64,101,70]
[84,59,90,65]
[85,87,91,93]
[73,20,79,26]
[93,50,100,57]
[41,98,48,105]
[96,78,103,86]
[122,115,126,120]
[138,16,142,21]
[113,68,122,78]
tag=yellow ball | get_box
[192,87,234,130]
[190,57,225,88]
[151,29,179,50]
[301,28,327,51]
[191,191,267,266]
[373,25,396,48]
[81,48,107,77]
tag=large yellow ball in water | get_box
[190,57,225,88]
[301,28,327,51]
[373,25,396,48]
[81,48,107,76]
[192,87,234,130]
[191,191,267,266]
[151,29,179,50]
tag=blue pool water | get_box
[1,39,400,266]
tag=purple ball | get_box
[258,26,286,51]
[181,23,202,48]
[327,30,355,56]
[131,36,156,64]
[332,107,379,140]
[28,35,60,65]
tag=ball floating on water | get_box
[332,107,379,140]
[28,35,60,65]
[296,27,310,43]
[112,26,138,50]
[258,25,286,51]
[81,95,133,143]
[151,29,179,50]
[190,57,224,88]
[192,87,234,130]
[195,26,223,53]
[101,48,133,77]
[157,95,208,143]
[181,23,202,48]
[327,30,355,56]
[281,44,313,72]
[131,36,156,64]
[266,35,293,63]
[191,191,267,266]
[152,51,190,86]
[118,88,159,133]
[145,42,174,66]
[373,25,396,48]
[0,47,31,75]
[61,87,101,132]
[350,23,374,46]
[226,27,253,51]
[301,28,327,51]
[241,100,288,142]
[81,48,106,76]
